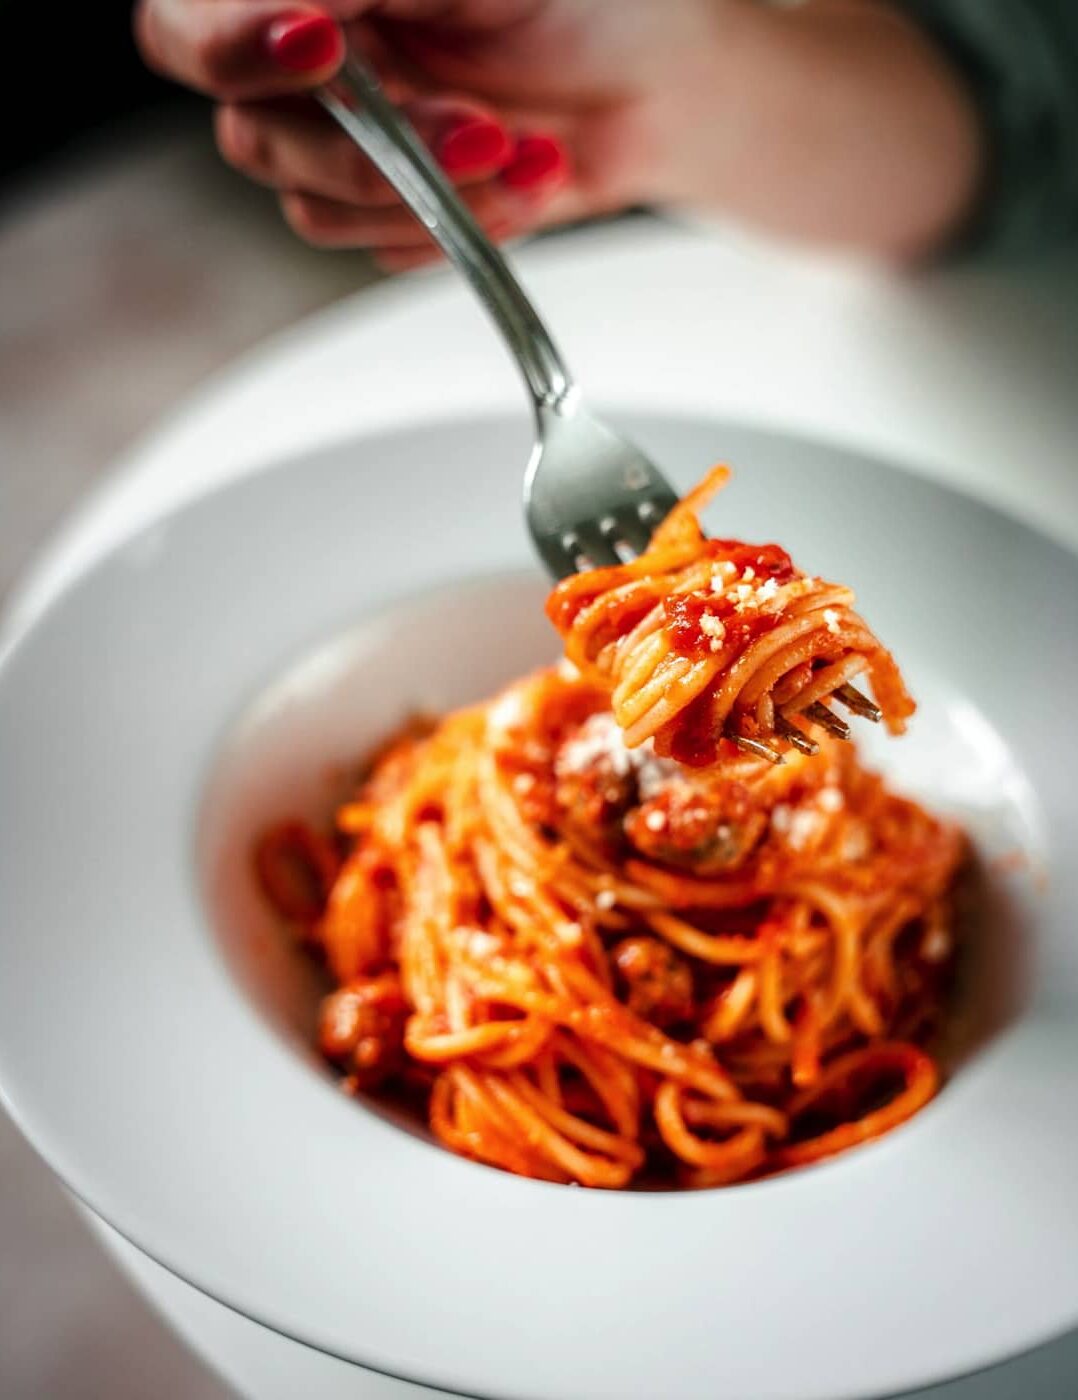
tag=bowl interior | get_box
[197,568,1042,1151]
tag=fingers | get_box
[278,185,517,249]
[216,95,514,206]
[499,133,570,192]
[272,127,570,261]
[209,52,572,263]
[135,0,345,101]
[275,134,577,260]
[372,186,581,272]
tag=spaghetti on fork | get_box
[547,467,913,766]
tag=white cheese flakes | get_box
[841,824,871,861]
[463,929,501,959]
[758,577,779,602]
[771,803,822,849]
[557,711,633,777]
[698,612,727,652]
[631,745,683,801]
[488,689,525,734]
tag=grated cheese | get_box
[617,740,679,800]
[817,786,844,813]
[558,722,691,808]
[489,689,526,734]
[557,712,633,777]
[463,929,501,959]
[644,809,668,832]
[771,803,822,849]
[841,824,871,861]
[698,612,727,652]
[823,608,841,635]
[758,577,779,602]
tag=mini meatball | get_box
[318,972,407,1089]
[612,936,695,1027]
[624,788,765,874]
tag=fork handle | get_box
[317,55,576,414]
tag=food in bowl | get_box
[256,470,965,1187]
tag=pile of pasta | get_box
[258,665,964,1188]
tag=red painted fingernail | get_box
[266,11,343,72]
[436,118,513,177]
[500,134,569,192]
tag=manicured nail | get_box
[500,134,569,192]
[436,118,513,177]
[266,11,343,72]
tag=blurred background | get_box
[1,4,1076,1399]
[0,10,371,1397]
[1,4,381,603]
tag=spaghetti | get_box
[258,666,964,1188]
[547,466,914,766]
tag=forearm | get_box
[657,0,985,260]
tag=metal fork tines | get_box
[834,683,882,722]
[523,405,680,578]
[741,691,876,764]
[775,717,820,756]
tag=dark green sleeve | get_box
[899,0,1078,257]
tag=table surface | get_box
[3,116,1078,1400]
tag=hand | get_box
[135,0,983,265]
[135,0,722,269]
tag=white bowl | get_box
[1,414,1076,1400]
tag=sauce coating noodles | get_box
[547,467,913,766]
[259,676,961,1186]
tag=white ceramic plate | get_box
[1,415,1076,1400]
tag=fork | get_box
[316,52,878,760]
[317,54,678,573]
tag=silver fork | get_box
[317,54,678,577]
[317,53,878,759]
